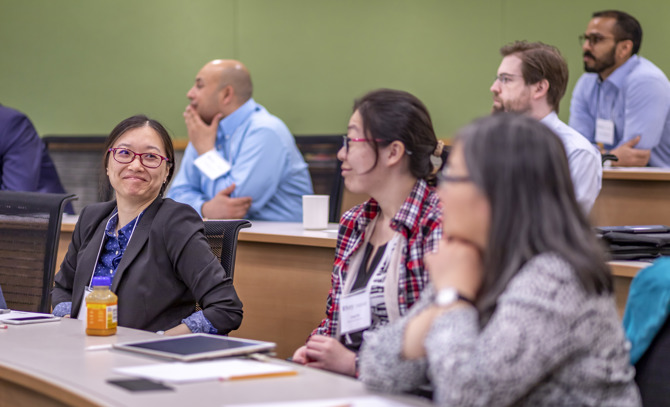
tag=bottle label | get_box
[87,303,118,330]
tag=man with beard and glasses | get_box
[570,10,670,167]
[168,59,313,221]
[491,41,601,213]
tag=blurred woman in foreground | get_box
[359,113,640,405]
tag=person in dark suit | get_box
[0,105,67,193]
[52,115,242,335]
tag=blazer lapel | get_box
[111,198,162,292]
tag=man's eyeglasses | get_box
[494,74,522,85]
[108,148,170,168]
[579,34,617,46]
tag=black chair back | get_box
[0,191,76,312]
[42,135,112,214]
[203,220,251,281]
[635,316,670,406]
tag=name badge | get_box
[595,118,615,145]
[340,289,371,335]
[194,149,232,180]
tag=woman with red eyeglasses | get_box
[52,115,242,335]
[292,89,448,377]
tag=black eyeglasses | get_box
[579,34,617,46]
[108,148,170,169]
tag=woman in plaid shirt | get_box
[292,89,447,376]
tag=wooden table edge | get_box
[603,169,670,181]
[238,231,336,248]
[0,361,104,407]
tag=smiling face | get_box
[490,55,532,114]
[438,143,490,250]
[337,110,383,195]
[106,125,169,206]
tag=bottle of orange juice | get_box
[86,276,118,336]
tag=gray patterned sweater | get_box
[359,254,641,406]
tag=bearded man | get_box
[570,10,670,167]
[491,41,601,213]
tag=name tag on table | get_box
[194,150,231,180]
[595,118,615,145]
[340,290,371,335]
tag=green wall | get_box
[1,0,669,139]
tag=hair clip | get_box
[433,140,444,157]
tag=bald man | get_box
[168,60,313,221]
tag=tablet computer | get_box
[2,315,61,325]
[113,334,276,362]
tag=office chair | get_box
[42,135,112,214]
[0,191,76,313]
[203,220,252,281]
[635,316,670,406]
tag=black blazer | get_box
[53,197,243,333]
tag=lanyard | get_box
[339,215,402,341]
[76,209,143,320]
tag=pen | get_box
[219,370,298,381]
[0,324,8,329]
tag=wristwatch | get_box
[434,288,474,307]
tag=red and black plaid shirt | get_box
[312,179,442,338]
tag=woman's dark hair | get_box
[353,89,447,183]
[455,113,611,324]
[101,114,175,198]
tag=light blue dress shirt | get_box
[569,55,670,167]
[540,112,602,213]
[167,98,313,221]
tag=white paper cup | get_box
[302,195,329,230]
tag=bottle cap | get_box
[91,276,111,287]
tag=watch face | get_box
[435,288,458,307]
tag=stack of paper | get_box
[114,359,296,383]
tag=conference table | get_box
[608,260,650,317]
[58,219,338,359]
[0,317,431,407]
[591,167,670,227]
[58,218,650,360]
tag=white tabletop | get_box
[239,221,340,239]
[0,318,430,407]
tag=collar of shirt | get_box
[217,98,259,140]
[104,208,144,240]
[601,54,639,90]
[540,111,560,127]
[353,178,434,238]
